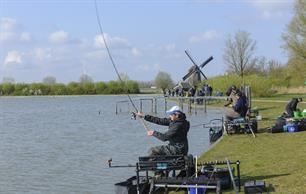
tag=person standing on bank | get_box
[136,106,190,156]
[285,97,303,117]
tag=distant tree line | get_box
[0,80,140,96]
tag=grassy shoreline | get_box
[169,95,306,193]
[200,132,306,193]
[200,96,306,193]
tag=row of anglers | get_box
[134,85,252,158]
[164,84,215,98]
[135,85,305,158]
[113,89,304,194]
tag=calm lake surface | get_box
[0,96,223,194]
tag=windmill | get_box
[182,50,213,87]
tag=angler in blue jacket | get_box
[136,106,190,156]
[225,91,248,122]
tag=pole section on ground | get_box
[225,157,238,194]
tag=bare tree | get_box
[118,72,130,82]
[2,77,15,83]
[267,60,284,73]
[79,73,93,83]
[42,76,56,85]
[223,30,257,82]
[154,71,174,94]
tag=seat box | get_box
[115,176,149,194]
[244,180,266,194]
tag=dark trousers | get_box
[148,145,185,156]
[286,108,294,117]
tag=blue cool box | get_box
[287,124,298,132]
[189,187,205,194]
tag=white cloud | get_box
[131,47,141,57]
[136,63,160,72]
[85,50,107,60]
[49,30,69,44]
[31,48,52,61]
[0,31,14,43]
[94,33,129,49]
[163,43,176,52]
[189,30,220,43]
[0,17,18,31]
[147,43,176,52]
[248,0,294,20]
[0,18,17,43]
[4,51,22,66]
[0,17,31,44]
[261,11,284,20]
[19,32,31,43]
[94,34,106,48]
[249,0,293,9]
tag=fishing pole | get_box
[190,119,223,128]
[94,0,150,131]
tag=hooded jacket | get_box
[144,113,190,155]
[286,98,300,117]
[233,94,248,117]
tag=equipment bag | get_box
[271,117,286,133]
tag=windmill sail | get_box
[182,50,213,87]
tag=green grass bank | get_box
[201,133,306,193]
[171,95,306,193]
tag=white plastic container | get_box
[256,115,262,121]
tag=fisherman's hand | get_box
[147,130,154,136]
[136,112,144,118]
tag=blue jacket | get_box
[233,96,248,117]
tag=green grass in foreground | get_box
[200,133,306,193]
[168,96,306,193]
[169,134,306,194]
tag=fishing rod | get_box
[107,158,136,168]
[94,0,149,131]
[190,118,223,128]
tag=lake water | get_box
[0,96,223,194]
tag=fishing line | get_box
[94,0,149,131]
[191,119,223,128]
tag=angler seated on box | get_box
[224,91,248,130]
[136,106,190,178]
[136,106,190,157]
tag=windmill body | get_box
[186,66,201,87]
[182,50,213,88]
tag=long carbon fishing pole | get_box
[94,0,149,131]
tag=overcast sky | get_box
[0,0,294,83]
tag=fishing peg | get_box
[107,158,112,167]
